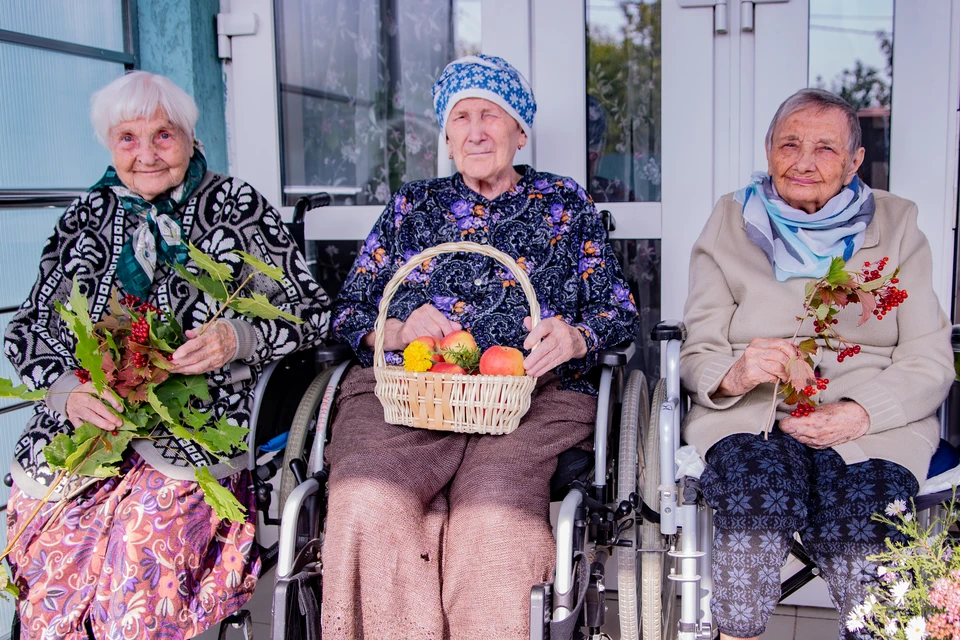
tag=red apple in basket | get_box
[411,335,445,363]
[439,330,478,353]
[439,330,481,373]
[479,346,527,376]
[431,362,466,374]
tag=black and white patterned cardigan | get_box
[3,172,330,499]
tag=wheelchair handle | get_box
[371,241,542,368]
[289,192,332,254]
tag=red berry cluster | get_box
[132,352,149,368]
[138,302,160,317]
[874,285,907,321]
[121,294,141,308]
[790,403,815,418]
[862,257,889,282]
[813,318,839,333]
[837,344,861,362]
[130,317,150,345]
[74,368,91,384]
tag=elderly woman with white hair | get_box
[2,71,329,638]
[324,54,639,638]
[680,88,953,640]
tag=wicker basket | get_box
[373,241,540,435]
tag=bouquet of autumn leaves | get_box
[0,243,302,526]
[769,255,907,429]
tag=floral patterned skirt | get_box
[6,453,260,640]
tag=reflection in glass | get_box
[0,1,124,52]
[809,1,893,190]
[0,209,65,309]
[274,0,481,206]
[585,0,661,203]
[0,44,119,189]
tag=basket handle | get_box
[373,241,541,368]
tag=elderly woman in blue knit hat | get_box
[324,55,639,638]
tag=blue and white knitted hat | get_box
[432,54,536,137]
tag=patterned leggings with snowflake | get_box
[700,428,917,639]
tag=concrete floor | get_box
[199,570,841,640]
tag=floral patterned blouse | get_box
[332,166,639,394]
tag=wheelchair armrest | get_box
[598,341,635,367]
[651,320,686,342]
[314,343,354,365]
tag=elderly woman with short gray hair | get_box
[3,71,329,638]
[680,87,954,640]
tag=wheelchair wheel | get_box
[279,367,336,513]
[615,369,649,640]
[640,379,679,640]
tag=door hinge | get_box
[740,0,789,33]
[677,0,729,35]
[216,12,258,60]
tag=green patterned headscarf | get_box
[91,146,207,299]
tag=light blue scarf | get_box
[737,172,875,281]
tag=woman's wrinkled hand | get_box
[65,382,124,431]
[779,401,870,448]
[522,316,587,377]
[363,304,462,352]
[714,338,799,397]
[170,321,237,375]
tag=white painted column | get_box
[888,0,960,312]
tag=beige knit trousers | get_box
[320,366,596,639]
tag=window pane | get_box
[0,209,64,309]
[0,43,120,189]
[0,0,125,51]
[809,0,894,190]
[275,0,480,206]
[586,1,662,203]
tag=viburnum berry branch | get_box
[762,256,908,437]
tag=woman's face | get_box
[108,112,193,201]
[446,98,527,184]
[767,107,865,214]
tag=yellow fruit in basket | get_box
[402,340,434,372]
[479,346,526,376]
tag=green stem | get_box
[197,272,256,337]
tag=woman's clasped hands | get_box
[716,337,869,447]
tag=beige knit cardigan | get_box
[680,190,954,484]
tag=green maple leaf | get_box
[174,265,229,302]
[0,564,19,600]
[228,293,302,323]
[146,313,176,352]
[188,243,234,282]
[195,467,247,523]
[182,407,211,430]
[194,416,249,456]
[44,432,78,469]
[235,250,283,282]
[73,430,134,477]
[146,386,176,424]
[155,375,210,406]
[0,378,45,401]
[797,338,819,357]
[55,280,105,392]
[824,257,853,287]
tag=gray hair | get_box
[765,88,862,156]
[90,71,199,146]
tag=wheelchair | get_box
[524,320,960,640]
[269,336,647,640]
